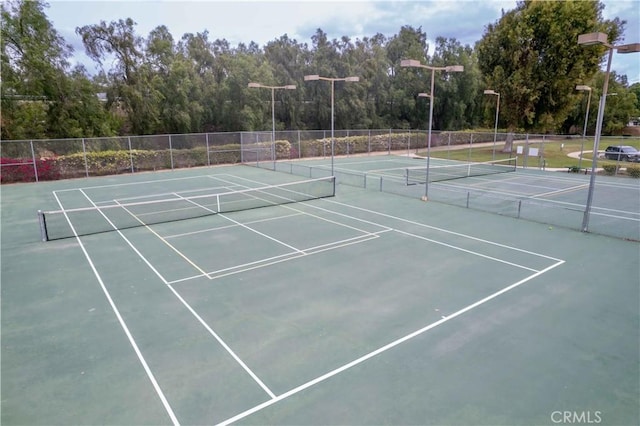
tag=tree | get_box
[476,0,624,150]
[1,0,116,139]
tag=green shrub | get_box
[602,163,618,175]
[626,165,640,178]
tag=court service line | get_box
[163,212,304,239]
[203,232,387,282]
[53,191,180,426]
[76,190,278,401]
[176,194,305,254]
[113,199,212,279]
[530,183,589,199]
[218,259,565,426]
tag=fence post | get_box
[368,130,371,155]
[468,134,473,163]
[524,133,529,168]
[205,133,211,166]
[388,129,391,155]
[447,133,452,160]
[82,138,89,177]
[168,134,174,170]
[128,136,135,173]
[30,140,39,182]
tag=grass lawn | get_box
[426,136,640,170]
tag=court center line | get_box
[53,190,180,426]
[218,259,565,426]
[175,194,306,254]
[114,198,212,279]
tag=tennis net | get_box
[405,157,517,185]
[38,176,335,241]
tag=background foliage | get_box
[1,0,638,141]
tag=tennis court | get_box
[263,155,640,240]
[1,163,638,425]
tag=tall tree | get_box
[476,0,624,140]
[1,0,116,139]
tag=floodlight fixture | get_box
[400,59,422,67]
[616,43,640,54]
[575,85,591,91]
[577,32,609,46]
[304,74,320,81]
[445,65,464,72]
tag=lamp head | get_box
[616,43,640,54]
[304,75,320,81]
[248,82,261,88]
[400,59,422,68]
[344,76,359,82]
[483,89,498,95]
[575,85,591,91]
[445,65,464,72]
[577,32,609,46]
[284,85,296,90]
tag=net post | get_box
[37,210,48,242]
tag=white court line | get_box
[53,191,180,425]
[393,229,539,272]
[434,181,640,219]
[201,232,388,282]
[76,189,277,401]
[176,194,305,254]
[163,212,304,239]
[54,174,216,192]
[113,199,211,279]
[223,174,562,263]
[218,258,565,426]
[531,184,589,199]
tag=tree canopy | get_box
[1,0,636,141]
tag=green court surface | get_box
[1,163,639,425]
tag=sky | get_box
[45,0,640,83]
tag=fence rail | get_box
[1,129,636,183]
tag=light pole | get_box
[575,85,592,170]
[401,59,464,200]
[248,82,296,162]
[484,89,500,160]
[303,74,359,175]
[577,33,639,232]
